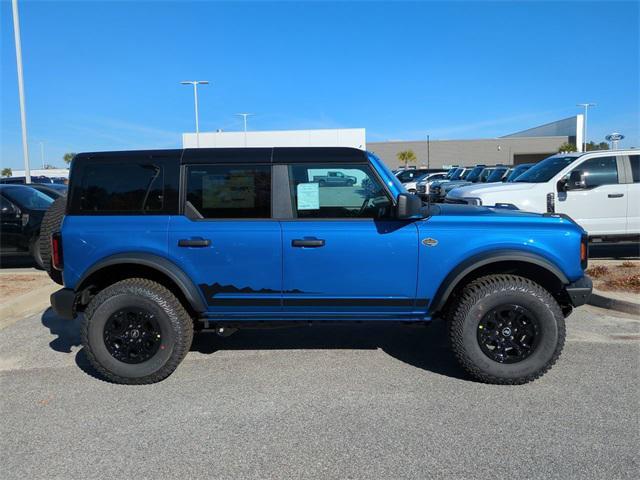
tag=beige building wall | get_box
[368,136,568,169]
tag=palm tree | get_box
[396,150,417,168]
[63,153,76,164]
[1,167,12,177]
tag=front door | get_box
[280,162,420,317]
[0,195,21,253]
[556,155,627,236]
[168,163,282,314]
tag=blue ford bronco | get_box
[44,147,592,384]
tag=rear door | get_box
[168,152,282,314]
[278,157,420,318]
[625,153,640,235]
[556,155,627,235]
[0,195,21,253]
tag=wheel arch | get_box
[429,250,571,316]
[75,253,207,316]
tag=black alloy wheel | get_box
[477,304,540,364]
[103,308,162,364]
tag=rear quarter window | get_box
[68,155,179,215]
[629,154,639,183]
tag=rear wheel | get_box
[81,278,194,384]
[39,196,66,284]
[448,274,565,385]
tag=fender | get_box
[76,252,207,313]
[428,249,570,314]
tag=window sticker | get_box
[297,182,320,210]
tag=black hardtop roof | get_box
[74,147,369,164]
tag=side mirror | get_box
[1,204,17,216]
[396,193,423,219]
[566,170,587,190]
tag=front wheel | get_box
[448,274,565,385]
[81,278,194,384]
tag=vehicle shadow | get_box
[191,320,468,381]
[0,254,39,269]
[41,307,467,382]
[40,308,98,378]
[589,243,639,260]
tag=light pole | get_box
[181,80,209,147]
[11,0,30,183]
[577,103,596,152]
[235,113,253,146]
[40,141,45,169]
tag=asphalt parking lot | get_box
[1,305,638,479]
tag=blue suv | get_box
[45,147,592,384]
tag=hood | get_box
[426,203,541,218]
[447,181,537,198]
[443,180,473,192]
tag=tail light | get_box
[580,233,588,270]
[51,232,63,271]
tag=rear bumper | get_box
[565,276,593,307]
[50,288,76,320]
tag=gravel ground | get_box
[1,305,638,479]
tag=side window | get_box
[629,154,640,183]
[75,162,167,213]
[573,156,619,188]
[186,165,271,219]
[288,163,393,219]
[0,196,13,213]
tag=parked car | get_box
[395,168,444,184]
[427,167,475,202]
[47,147,591,385]
[403,171,447,194]
[439,166,510,201]
[0,175,56,184]
[445,163,536,204]
[504,163,534,182]
[312,170,357,186]
[416,167,463,199]
[29,183,68,199]
[444,150,639,242]
[0,184,53,267]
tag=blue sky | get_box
[1,0,638,169]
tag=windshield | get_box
[506,165,529,181]
[446,168,459,179]
[465,166,486,183]
[450,168,464,180]
[2,186,54,210]
[515,156,578,183]
[368,152,406,194]
[396,170,425,182]
[486,168,507,182]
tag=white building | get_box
[183,128,366,149]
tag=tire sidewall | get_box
[459,287,560,379]
[85,292,178,379]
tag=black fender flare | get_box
[76,252,207,313]
[428,249,569,314]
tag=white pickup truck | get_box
[445,150,639,242]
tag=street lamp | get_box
[235,113,254,146]
[11,0,30,183]
[577,103,596,152]
[181,80,209,147]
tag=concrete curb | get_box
[0,283,59,331]
[588,291,640,316]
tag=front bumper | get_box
[50,288,76,320]
[565,276,593,307]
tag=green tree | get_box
[63,152,76,164]
[1,167,12,177]
[396,149,417,168]
[558,142,577,153]
[586,141,609,151]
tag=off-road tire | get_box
[449,274,565,385]
[81,278,194,384]
[39,196,66,284]
[30,236,44,269]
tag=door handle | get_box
[178,238,211,247]
[608,193,624,198]
[292,239,325,248]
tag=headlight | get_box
[464,197,482,206]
